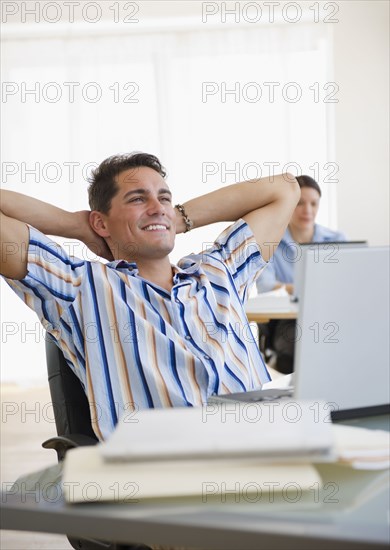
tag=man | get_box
[1,152,300,439]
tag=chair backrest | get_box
[45,336,98,442]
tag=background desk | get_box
[1,416,389,550]
[245,296,298,323]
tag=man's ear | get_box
[89,211,110,238]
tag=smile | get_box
[142,224,169,231]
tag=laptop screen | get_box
[294,241,368,301]
[294,246,389,417]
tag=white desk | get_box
[1,417,389,550]
[245,295,298,323]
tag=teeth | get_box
[143,225,167,231]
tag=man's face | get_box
[98,166,176,263]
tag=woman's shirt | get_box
[256,225,347,293]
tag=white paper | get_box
[63,446,322,503]
[99,401,334,463]
[245,288,296,313]
[332,424,390,470]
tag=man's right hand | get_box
[0,190,115,279]
[76,210,114,262]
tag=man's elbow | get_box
[283,173,301,200]
[273,173,300,211]
[0,244,28,280]
[0,213,29,280]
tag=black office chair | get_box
[257,320,277,364]
[42,336,152,550]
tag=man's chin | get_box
[114,235,175,262]
[141,241,175,260]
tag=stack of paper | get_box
[99,401,333,463]
[62,402,333,503]
[62,449,322,503]
[262,373,294,390]
[333,424,390,470]
[245,288,295,313]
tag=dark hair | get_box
[296,175,322,197]
[88,152,167,213]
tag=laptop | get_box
[209,246,390,420]
[293,241,367,301]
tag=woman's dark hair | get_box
[88,152,167,213]
[296,175,322,197]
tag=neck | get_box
[137,258,174,292]
[288,224,315,244]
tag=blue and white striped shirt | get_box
[5,220,270,439]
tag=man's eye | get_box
[161,196,171,202]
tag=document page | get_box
[99,401,334,463]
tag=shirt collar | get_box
[107,252,203,282]
[282,225,319,244]
[107,259,139,275]
[176,255,202,275]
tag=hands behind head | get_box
[76,210,114,262]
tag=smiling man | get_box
[0,152,300,439]
[88,156,178,292]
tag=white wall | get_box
[333,1,389,245]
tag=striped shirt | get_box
[5,220,270,439]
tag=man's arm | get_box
[177,174,300,262]
[0,190,111,280]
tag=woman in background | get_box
[256,175,346,373]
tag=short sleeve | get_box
[3,226,86,333]
[204,219,268,301]
[336,231,348,241]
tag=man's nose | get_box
[147,197,165,215]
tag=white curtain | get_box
[1,18,335,383]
